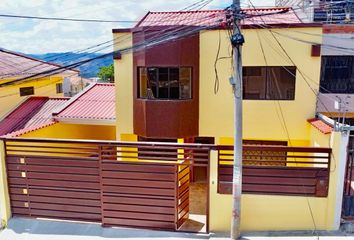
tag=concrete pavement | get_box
[1,217,354,239]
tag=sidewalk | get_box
[1,217,354,240]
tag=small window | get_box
[138,67,192,100]
[243,66,296,100]
[19,87,34,96]
[56,83,63,94]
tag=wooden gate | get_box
[3,138,209,231]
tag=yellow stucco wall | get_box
[113,32,133,141]
[0,140,10,227]
[209,128,346,232]
[0,76,64,118]
[199,28,322,143]
[20,122,116,140]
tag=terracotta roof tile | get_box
[135,7,302,28]
[0,49,79,79]
[0,97,68,136]
[308,118,333,134]
[54,83,115,121]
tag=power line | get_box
[0,0,215,79]
[0,6,221,87]
[0,14,137,23]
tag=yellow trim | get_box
[0,140,11,227]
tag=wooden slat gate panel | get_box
[101,161,178,230]
[176,164,190,228]
[4,138,214,231]
[7,155,101,222]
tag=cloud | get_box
[0,0,274,54]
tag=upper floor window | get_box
[320,56,354,94]
[56,83,63,94]
[138,67,192,100]
[19,86,34,96]
[243,66,296,100]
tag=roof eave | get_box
[54,117,116,126]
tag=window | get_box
[19,87,34,96]
[56,83,63,94]
[320,56,354,94]
[138,67,192,100]
[243,66,296,100]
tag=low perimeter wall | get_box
[209,131,349,232]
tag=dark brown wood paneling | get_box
[101,161,177,230]
[176,165,190,229]
[3,138,213,231]
[217,145,331,197]
[6,155,101,222]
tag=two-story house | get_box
[112,7,351,233]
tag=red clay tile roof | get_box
[308,118,333,134]
[0,96,68,136]
[5,122,58,137]
[0,48,79,79]
[53,83,115,122]
[135,7,302,28]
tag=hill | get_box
[28,52,113,78]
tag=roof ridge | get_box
[52,83,97,116]
[148,7,291,14]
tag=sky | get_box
[0,0,275,54]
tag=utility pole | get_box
[230,0,244,239]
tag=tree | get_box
[97,64,114,83]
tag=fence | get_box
[2,137,333,232]
[217,145,332,197]
[3,138,211,231]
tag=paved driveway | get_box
[1,217,354,240]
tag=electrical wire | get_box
[0,0,214,78]
[0,3,222,88]
[0,0,216,79]
[0,14,137,23]
[246,1,323,236]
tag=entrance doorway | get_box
[178,137,213,233]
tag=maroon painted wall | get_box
[132,26,200,139]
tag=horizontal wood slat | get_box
[3,138,211,231]
[217,145,331,197]
[101,160,178,230]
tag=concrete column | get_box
[0,140,11,227]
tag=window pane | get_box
[56,83,63,94]
[147,68,158,99]
[19,87,34,96]
[243,67,266,99]
[139,68,148,98]
[179,67,192,99]
[158,68,169,99]
[169,68,179,99]
[320,56,354,93]
[267,67,296,100]
[138,67,192,100]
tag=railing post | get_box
[98,145,104,227]
[0,140,11,228]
